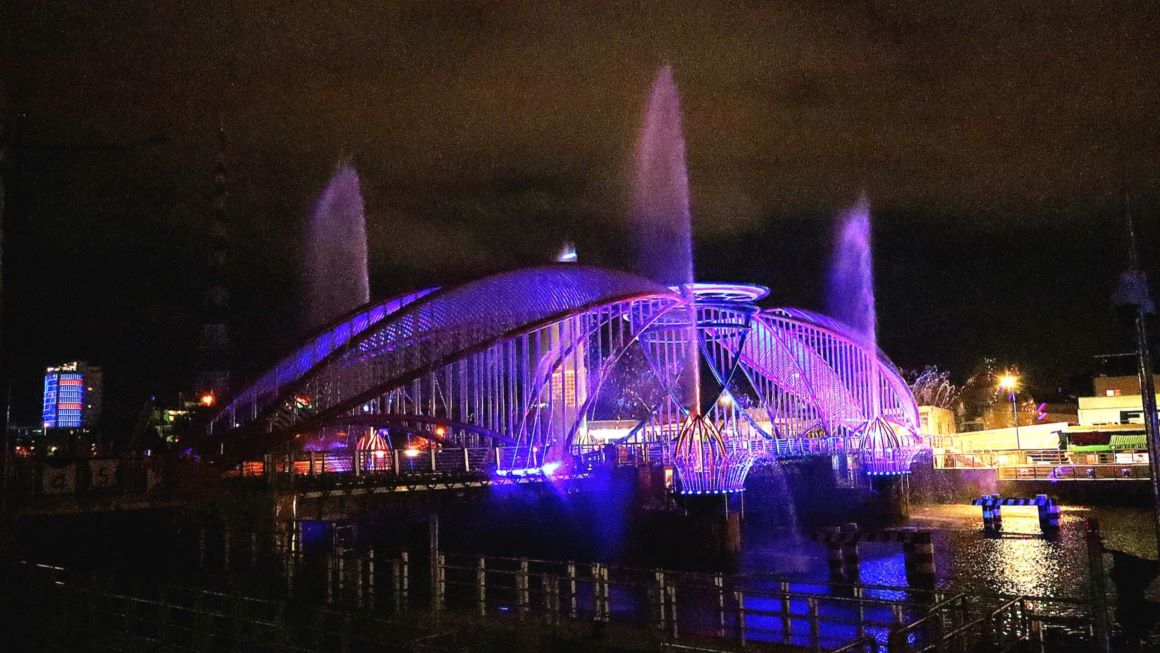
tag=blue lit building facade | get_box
[42,362,103,429]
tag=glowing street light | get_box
[997,375,1018,393]
[998,373,1021,450]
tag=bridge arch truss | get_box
[211,266,919,462]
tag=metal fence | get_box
[935,447,1152,481]
[431,551,1094,652]
[4,533,1100,653]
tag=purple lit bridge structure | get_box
[209,266,923,494]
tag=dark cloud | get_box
[3,1,1160,426]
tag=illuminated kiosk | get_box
[208,265,921,487]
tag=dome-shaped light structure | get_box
[851,416,921,476]
[671,412,754,494]
[645,283,763,495]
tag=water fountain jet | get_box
[827,196,920,475]
[632,64,694,289]
[306,164,370,330]
[630,66,759,495]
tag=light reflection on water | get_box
[741,504,1156,601]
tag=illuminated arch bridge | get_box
[210,265,922,491]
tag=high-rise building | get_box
[42,361,102,429]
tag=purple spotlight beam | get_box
[307,164,371,331]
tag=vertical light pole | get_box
[1114,189,1160,560]
[998,374,1021,451]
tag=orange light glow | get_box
[997,374,1019,393]
[199,392,216,407]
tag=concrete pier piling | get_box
[979,493,1003,533]
[840,522,861,576]
[825,527,844,576]
[905,530,936,583]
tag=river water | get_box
[740,504,1156,599]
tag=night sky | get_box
[4,2,1160,429]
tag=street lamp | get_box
[998,374,1021,450]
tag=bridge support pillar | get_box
[869,473,910,518]
[678,494,743,561]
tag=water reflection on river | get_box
[741,503,1156,601]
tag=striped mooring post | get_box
[902,529,936,582]
[981,493,1003,532]
[813,526,936,581]
[840,522,860,574]
[823,527,846,577]
[1036,494,1061,534]
[972,494,1059,535]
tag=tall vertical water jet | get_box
[828,197,920,477]
[826,196,876,348]
[631,65,700,416]
[631,65,753,502]
[827,195,882,423]
[631,64,694,288]
[306,164,370,330]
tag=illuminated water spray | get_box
[631,64,699,407]
[632,64,694,289]
[306,164,370,330]
[827,196,876,348]
[630,65,754,493]
[827,197,918,474]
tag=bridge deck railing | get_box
[252,436,856,484]
[997,463,1152,481]
[932,447,1152,480]
[572,436,852,468]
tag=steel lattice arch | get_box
[210,265,921,486]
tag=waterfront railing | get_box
[6,544,1098,653]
